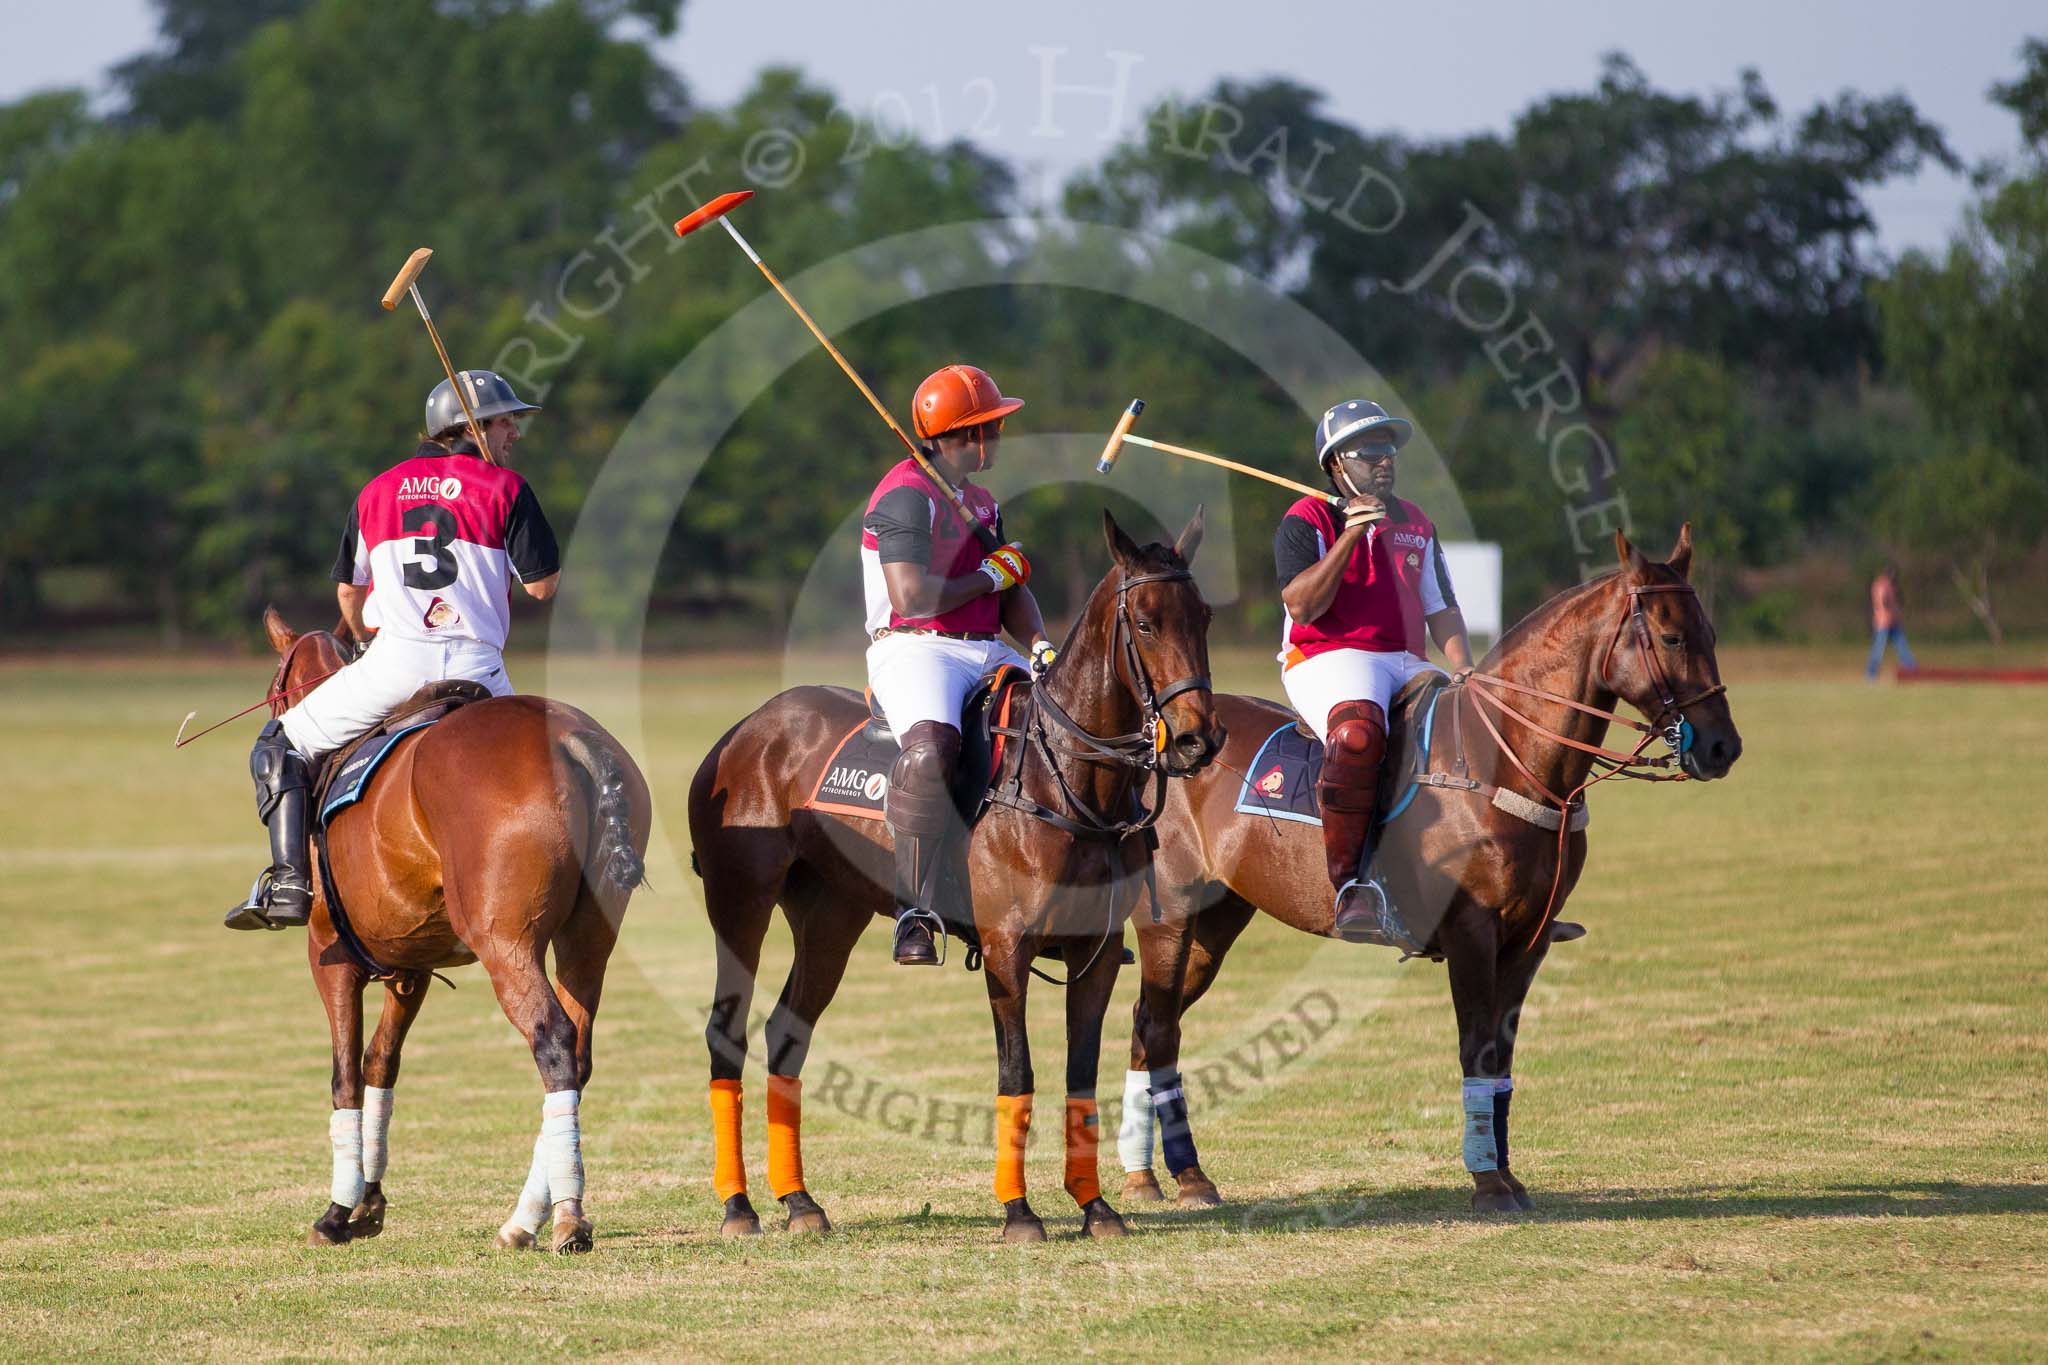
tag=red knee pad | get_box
[1319,701,1386,814]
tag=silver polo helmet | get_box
[1315,398,1412,467]
[424,371,542,439]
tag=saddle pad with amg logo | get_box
[804,667,1028,822]
[807,728,898,819]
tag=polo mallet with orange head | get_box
[381,248,497,467]
[673,191,997,551]
[1096,401,1347,510]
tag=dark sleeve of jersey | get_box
[1273,514,1325,589]
[864,486,934,567]
[330,504,360,584]
[505,482,561,583]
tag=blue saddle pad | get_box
[1232,699,1442,830]
[1233,725,1327,826]
[319,720,436,827]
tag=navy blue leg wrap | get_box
[1148,1068,1199,1175]
[1493,1086,1512,1169]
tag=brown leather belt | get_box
[872,627,999,642]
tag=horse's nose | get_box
[1702,731,1741,777]
[1174,731,1210,765]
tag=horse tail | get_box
[558,729,647,897]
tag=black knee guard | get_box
[250,719,312,824]
[885,721,961,909]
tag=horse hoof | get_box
[1501,1170,1536,1212]
[1002,1216,1047,1244]
[347,1189,386,1240]
[1122,1169,1166,1203]
[1513,1189,1536,1212]
[495,1225,537,1251]
[1470,1189,1523,1214]
[1081,1199,1127,1238]
[308,1202,352,1246]
[781,1190,832,1235]
[551,1215,594,1255]
[1172,1166,1222,1208]
[720,1192,762,1237]
[494,1223,537,1251]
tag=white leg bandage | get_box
[1461,1077,1499,1173]
[1117,1070,1156,1173]
[542,1089,584,1205]
[504,1134,551,1238]
[362,1087,394,1184]
[328,1108,365,1209]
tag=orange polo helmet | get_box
[910,365,1025,440]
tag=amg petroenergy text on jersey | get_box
[333,444,559,651]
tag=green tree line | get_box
[2,0,2043,646]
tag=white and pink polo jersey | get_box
[1274,494,1455,662]
[859,458,1004,637]
[331,442,559,651]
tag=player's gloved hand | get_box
[1030,639,1058,676]
[1341,495,1386,532]
[979,542,1031,592]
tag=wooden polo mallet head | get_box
[1095,398,1147,474]
[381,247,496,466]
[1094,399,1342,507]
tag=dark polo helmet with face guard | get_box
[425,371,542,440]
[1315,398,1412,469]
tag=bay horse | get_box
[689,510,1224,1242]
[257,607,651,1252]
[1120,528,1740,1213]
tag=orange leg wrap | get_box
[1062,1097,1101,1206]
[994,1093,1034,1204]
[766,1074,806,1198]
[709,1079,746,1201]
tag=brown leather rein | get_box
[1457,581,1727,953]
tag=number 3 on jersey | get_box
[402,505,458,589]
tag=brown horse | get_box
[689,511,1225,1242]
[1120,528,1740,1213]
[258,607,651,1252]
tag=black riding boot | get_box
[885,720,961,966]
[225,720,315,931]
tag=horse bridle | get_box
[1003,566,1211,840]
[1462,576,1728,954]
[1598,582,1728,755]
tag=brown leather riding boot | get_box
[885,721,961,966]
[1318,701,1386,942]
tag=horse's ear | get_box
[263,605,297,656]
[1613,530,1648,577]
[1102,508,1141,570]
[1667,523,1693,580]
[1173,504,1206,565]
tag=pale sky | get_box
[4,0,2039,253]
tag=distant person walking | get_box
[1867,565,1917,680]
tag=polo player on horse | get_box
[1275,399,1473,946]
[860,364,1054,966]
[227,372,562,930]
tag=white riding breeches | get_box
[280,634,513,759]
[865,633,1029,736]
[1281,646,1443,743]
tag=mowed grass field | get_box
[2,644,2045,1361]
